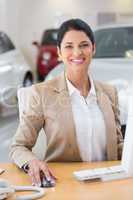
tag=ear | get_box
[57,46,62,61]
[92,44,96,56]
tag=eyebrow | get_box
[64,41,89,45]
[80,41,90,44]
[64,42,73,45]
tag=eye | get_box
[79,43,90,48]
[64,45,73,49]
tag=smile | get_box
[70,59,85,64]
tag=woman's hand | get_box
[27,159,56,186]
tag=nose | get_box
[73,47,82,56]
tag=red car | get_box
[33,29,59,81]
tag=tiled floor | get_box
[0,114,19,162]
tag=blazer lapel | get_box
[95,83,118,160]
[53,72,82,161]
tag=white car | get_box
[0,31,34,116]
[45,24,133,91]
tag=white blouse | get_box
[66,77,106,161]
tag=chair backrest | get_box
[118,87,130,125]
[121,89,133,175]
[17,87,32,120]
[17,87,46,160]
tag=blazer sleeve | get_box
[100,83,124,159]
[113,88,124,159]
[9,85,45,168]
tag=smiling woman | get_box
[10,19,123,187]
[57,29,95,97]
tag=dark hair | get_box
[57,18,95,48]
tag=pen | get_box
[0,169,5,175]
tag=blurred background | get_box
[0,0,133,162]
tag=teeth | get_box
[71,59,84,64]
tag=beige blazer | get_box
[10,73,123,168]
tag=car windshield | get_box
[94,27,133,58]
[41,29,58,45]
[0,32,15,54]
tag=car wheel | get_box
[23,72,33,87]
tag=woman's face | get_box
[58,30,95,75]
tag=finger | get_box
[48,168,57,180]
[28,169,36,185]
[32,168,41,186]
[40,165,51,181]
[43,163,57,180]
[28,165,41,186]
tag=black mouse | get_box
[41,176,55,188]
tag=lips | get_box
[70,58,85,64]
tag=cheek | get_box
[85,49,94,57]
[62,52,72,60]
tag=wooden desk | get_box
[0,161,133,200]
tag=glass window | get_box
[0,32,15,55]
[41,29,58,46]
[94,27,133,58]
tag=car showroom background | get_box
[0,0,133,162]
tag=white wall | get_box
[1,0,133,70]
[0,0,7,32]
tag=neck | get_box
[66,70,91,97]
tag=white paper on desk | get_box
[122,95,133,176]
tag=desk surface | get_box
[0,161,133,200]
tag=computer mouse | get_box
[41,176,56,188]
